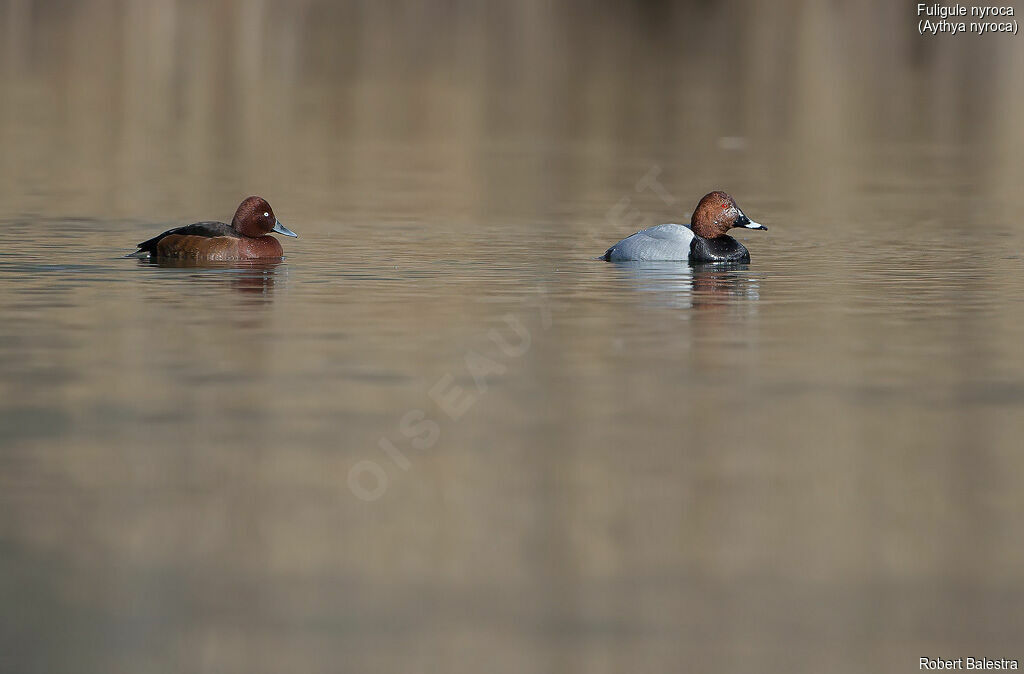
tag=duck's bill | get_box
[734,211,766,231]
[272,220,298,238]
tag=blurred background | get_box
[1,1,1023,672]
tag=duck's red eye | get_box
[720,204,729,210]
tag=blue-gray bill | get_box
[272,220,298,238]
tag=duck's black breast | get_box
[689,235,750,264]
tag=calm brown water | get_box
[2,1,1024,673]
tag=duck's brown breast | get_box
[236,235,284,259]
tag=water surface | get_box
[1,2,1023,673]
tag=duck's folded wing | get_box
[603,224,694,261]
[130,221,237,257]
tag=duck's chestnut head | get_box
[231,196,297,239]
[690,191,765,239]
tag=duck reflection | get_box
[136,258,285,300]
[609,261,759,311]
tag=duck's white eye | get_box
[263,212,269,217]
